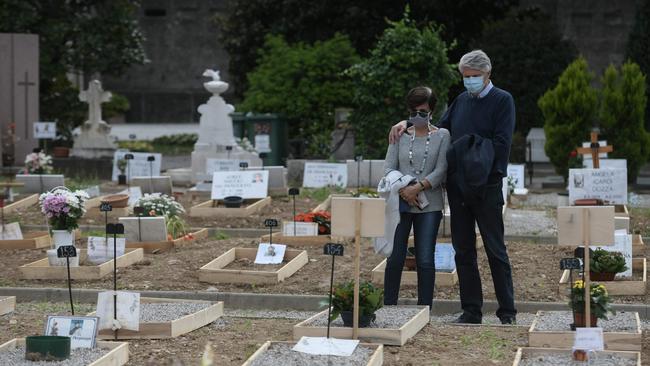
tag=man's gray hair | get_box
[458,50,492,73]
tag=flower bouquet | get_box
[568,280,613,327]
[25,152,53,174]
[133,193,192,240]
[294,210,331,235]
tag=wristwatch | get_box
[418,181,426,190]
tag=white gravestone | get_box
[15,174,65,193]
[119,216,168,242]
[594,230,632,278]
[211,170,269,200]
[206,159,250,175]
[71,80,117,158]
[111,151,162,182]
[347,160,384,188]
[303,163,347,188]
[250,166,287,189]
[131,176,173,196]
[582,140,609,160]
[568,168,627,205]
[0,222,23,240]
[87,237,126,264]
[96,291,140,331]
[583,159,627,170]
[507,164,525,189]
[282,221,319,237]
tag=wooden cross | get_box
[576,131,613,169]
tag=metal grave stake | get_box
[57,245,78,315]
[259,152,268,170]
[106,223,124,340]
[288,188,300,236]
[147,155,155,194]
[264,219,278,252]
[133,207,144,242]
[124,153,134,192]
[323,242,344,338]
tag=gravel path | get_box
[307,306,424,328]
[139,302,212,323]
[518,351,637,366]
[532,311,639,332]
[430,312,537,326]
[0,346,108,366]
[505,209,557,237]
[247,342,373,366]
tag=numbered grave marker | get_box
[240,161,249,170]
[323,243,344,256]
[288,188,300,196]
[57,245,77,258]
[100,202,113,212]
[264,218,279,228]
[560,258,582,270]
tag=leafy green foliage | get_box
[568,280,613,320]
[599,62,650,183]
[347,10,457,158]
[625,0,650,130]
[330,280,383,321]
[590,249,628,274]
[152,134,198,146]
[239,34,359,157]
[539,58,598,179]
[474,8,577,157]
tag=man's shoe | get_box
[500,316,516,325]
[450,314,482,324]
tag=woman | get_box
[383,86,450,308]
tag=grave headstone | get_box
[96,291,140,331]
[15,174,65,193]
[250,165,287,189]
[594,230,632,278]
[282,221,319,237]
[346,160,384,188]
[507,164,525,189]
[211,170,269,200]
[87,237,126,264]
[568,168,627,205]
[131,176,173,196]
[255,134,271,153]
[526,128,550,163]
[303,163,347,188]
[71,80,117,158]
[111,151,162,181]
[0,222,22,240]
[435,243,455,272]
[119,216,168,242]
[205,158,250,176]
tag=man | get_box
[389,50,516,324]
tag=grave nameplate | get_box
[45,315,99,348]
[96,291,140,331]
[568,168,627,205]
[206,159,251,175]
[0,222,23,240]
[303,163,347,188]
[111,151,162,181]
[507,164,525,189]
[282,221,319,237]
[131,176,173,195]
[119,216,167,243]
[15,174,65,193]
[254,243,287,264]
[87,237,126,264]
[211,170,269,200]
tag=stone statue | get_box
[71,80,117,159]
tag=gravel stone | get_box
[138,302,212,323]
[225,309,316,320]
[532,311,639,332]
[505,209,557,237]
[430,312,536,326]
[306,306,424,329]
[518,351,637,366]
[247,342,373,366]
[0,346,108,366]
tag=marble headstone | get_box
[71,80,117,158]
[119,216,168,242]
[131,176,173,196]
[15,174,65,193]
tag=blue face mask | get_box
[463,76,485,94]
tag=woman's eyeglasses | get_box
[409,110,431,118]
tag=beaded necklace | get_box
[408,126,433,175]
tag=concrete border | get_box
[1,287,648,319]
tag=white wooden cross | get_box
[79,80,112,124]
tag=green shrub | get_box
[591,249,628,274]
[346,8,457,158]
[152,133,198,146]
[625,0,650,130]
[330,280,383,321]
[599,62,650,183]
[539,57,598,179]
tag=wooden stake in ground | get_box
[353,200,362,339]
[582,208,591,327]
[576,131,613,169]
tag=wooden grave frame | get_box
[243,341,384,366]
[126,228,209,253]
[198,247,308,284]
[0,296,15,315]
[19,248,144,280]
[558,258,647,296]
[0,231,51,249]
[1,193,39,215]
[93,297,224,340]
[370,259,457,287]
[527,310,642,351]
[84,195,130,218]
[0,339,129,366]
[293,306,430,346]
[189,196,271,217]
[512,347,640,366]
[632,234,645,257]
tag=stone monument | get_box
[71,80,117,158]
[190,69,260,182]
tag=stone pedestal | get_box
[70,80,116,159]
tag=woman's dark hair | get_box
[406,86,436,111]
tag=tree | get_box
[474,8,577,162]
[539,58,598,179]
[239,34,360,157]
[625,0,650,130]
[599,62,650,183]
[347,10,457,158]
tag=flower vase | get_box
[48,230,78,267]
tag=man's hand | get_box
[399,185,421,207]
[389,120,408,144]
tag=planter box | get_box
[293,306,429,346]
[189,197,271,217]
[558,258,647,295]
[512,347,640,366]
[93,297,224,340]
[0,339,128,366]
[198,247,308,284]
[242,341,383,366]
[0,296,15,315]
[126,228,208,253]
[370,259,457,287]
[0,231,51,249]
[19,248,144,280]
[528,311,642,351]
[259,233,331,247]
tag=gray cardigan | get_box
[384,128,450,213]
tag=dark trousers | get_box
[447,179,516,320]
[384,211,442,308]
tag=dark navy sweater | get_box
[436,86,515,182]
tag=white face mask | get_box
[463,75,484,94]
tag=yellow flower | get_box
[573,280,584,289]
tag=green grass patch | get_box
[211,231,230,240]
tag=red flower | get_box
[569,150,577,158]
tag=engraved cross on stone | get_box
[17,71,36,139]
[79,80,112,124]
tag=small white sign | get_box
[282,221,319,237]
[206,159,250,175]
[211,170,269,200]
[33,122,56,139]
[507,164,525,189]
[581,140,609,160]
[96,291,140,331]
[583,158,627,170]
[594,230,632,278]
[87,237,126,264]
[45,316,99,349]
[303,163,347,188]
[255,134,271,153]
[568,168,627,205]
[254,243,286,264]
[0,222,23,240]
[112,151,162,182]
[435,243,456,272]
[573,327,604,351]
[292,336,359,357]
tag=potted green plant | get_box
[590,249,628,281]
[330,280,383,328]
[568,280,613,327]
[117,158,128,185]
